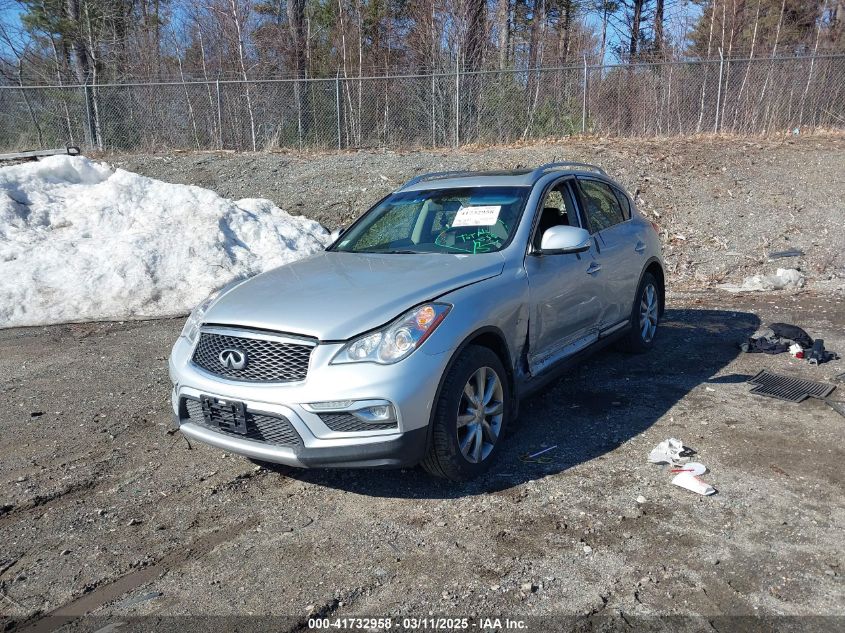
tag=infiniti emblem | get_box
[219,348,247,370]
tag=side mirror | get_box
[538,225,591,255]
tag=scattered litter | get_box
[30,411,44,418]
[647,438,695,465]
[636,495,647,504]
[806,339,839,365]
[648,442,717,496]
[740,322,838,365]
[528,445,556,458]
[719,268,804,293]
[670,462,707,476]
[747,370,836,403]
[768,248,804,260]
[672,471,716,496]
[519,445,557,463]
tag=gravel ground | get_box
[112,134,845,291]
[2,290,844,631]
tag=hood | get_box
[203,251,505,340]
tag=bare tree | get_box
[225,0,257,150]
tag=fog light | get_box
[308,400,355,410]
[353,404,396,423]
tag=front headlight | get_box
[332,303,451,365]
[179,279,244,344]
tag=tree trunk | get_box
[653,0,664,58]
[598,2,609,64]
[228,0,257,150]
[288,0,309,139]
[560,0,573,65]
[65,0,90,83]
[462,0,486,71]
[629,0,644,61]
[496,0,510,69]
[528,0,545,71]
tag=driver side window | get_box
[532,181,579,249]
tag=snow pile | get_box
[719,268,805,293]
[0,156,331,328]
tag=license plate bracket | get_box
[200,395,248,435]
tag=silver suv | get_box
[169,163,664,480]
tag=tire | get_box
[421,345,511,481]
[620,271,660,353]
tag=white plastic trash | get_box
[673,462,707,476]
[648,438,691,465]
[672,471,716,496]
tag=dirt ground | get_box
[2,289,843,631]
[112,134,845,290]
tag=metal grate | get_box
[318,412,397,433]
[184,398,302,446]
[747,370,836,403]
[191,331,313,382]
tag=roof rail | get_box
[532,161,607,178]
[398,170,479,190]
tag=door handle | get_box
[635,241,646,253]
[586,262,602,275]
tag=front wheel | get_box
[621,271,660,353]
[421,345,510,481]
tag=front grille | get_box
[184,398,302,446]
[318,412,398,432]
[191,331,313,382]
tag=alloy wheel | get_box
[639,283,659,343]
[456,366,504,464]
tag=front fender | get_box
[422,264,529,370]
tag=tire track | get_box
[11,515,260,633]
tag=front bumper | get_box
[169,332,449,469]
[173,412,427,468]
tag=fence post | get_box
[335,75,342,150]
[714,48,724,134]
[431,72,436,148]
[82,84,94,149]
[582,55,588,134]
[216,79,223,149]
[454,55,460,148]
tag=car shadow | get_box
[277,308,760,499]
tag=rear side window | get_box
[578,179,626,232]
[612,186,631,220]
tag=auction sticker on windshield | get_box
[451,205,501,227]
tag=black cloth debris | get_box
[807,339,839,365]
[741,323,813,355]
[741,322,839,364]
[742,336,790,354]
[769,323,813,349]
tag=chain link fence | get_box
[1,54,843,154]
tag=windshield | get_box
[332,186,531,254]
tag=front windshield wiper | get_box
[357,249,425,254]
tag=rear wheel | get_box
[621,271,660,353]
[421,345,510,481]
